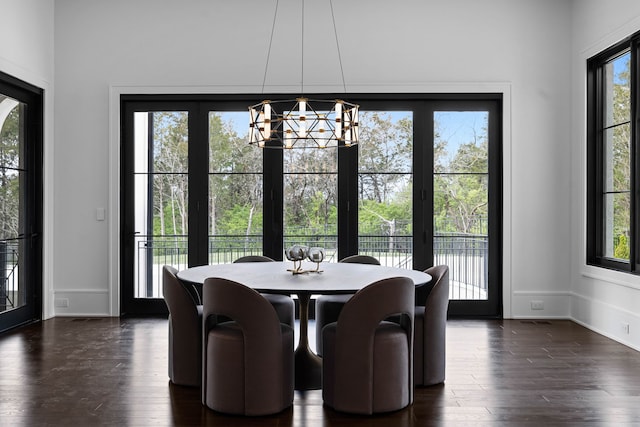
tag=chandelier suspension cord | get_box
[329,0,348,93]
[301,0,305,96]
[261,0,280,94]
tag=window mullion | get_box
[263,144,283,260]
[337,143,357,259]
[413,101,430,272]
[188,103,209,267]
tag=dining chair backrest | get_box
[162,265,202,387]
[415,264,447,306]
[339,254,381,265]
[422,265,449,311]
[164,265,201,306]
[203,277,282,338]
[315,254,381,356]
[414,264,449,386]
[202,277,293,415]
[163,265,200,311]
[323,276,414,414]
[232,254,294,327]
[233,255,275,263]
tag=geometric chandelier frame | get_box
[249,97,359,149]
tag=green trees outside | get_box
[151,112,188,236]
[606,53,631,260]
[148,110,489,250]
[284,143,338,238]
[208,113,263,238]
[434,114,488,238]
[0,102,21,240]
[150,112,263,238]
[358,112,413,241]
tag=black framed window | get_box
[587,33,640,272]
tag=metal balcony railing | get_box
[134,232,488,300]
[0,240,20,313]
[434,235,488,300]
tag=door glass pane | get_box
[209,112,263,264]
[0,96,25,313]
[284,149,338,262]
[358,111,413,268]
[434,111,489,300]
[133,111,189,298]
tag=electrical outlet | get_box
[530,300,544,310]
[55,298,69,308]
[622,323,630,335]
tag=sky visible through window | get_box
[436,111,488,168]
[613,52,630,84]
[221,109,487,161]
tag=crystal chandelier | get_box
[248,0,359,149]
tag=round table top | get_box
[177,261,432,294]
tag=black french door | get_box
[0,71,43,333]
[121,99,257,314]
[427,100,502,317]
[121,94,502,318]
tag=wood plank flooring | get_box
[1,318,640,426]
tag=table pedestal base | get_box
[294,345,322,390]
[294,291,322,390]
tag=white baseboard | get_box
[52,288,113,317]
[571,292,640,351]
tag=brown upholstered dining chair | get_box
[322,276,415,415]
[414,265,449,386]
[162,265,202,387]
[202,277,294,416]
[314,254,380,356]
[233,255,295,328]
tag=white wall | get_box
[52,0,573,318]
[571,0,640,350]
[0,0,55,319]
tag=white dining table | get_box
[178,261,431,390]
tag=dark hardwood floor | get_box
[2,317,640,426]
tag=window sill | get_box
[581,263,640,291]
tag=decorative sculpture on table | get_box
[286,245,308,274]
[307,247,325,273]
[285,245,325,275]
